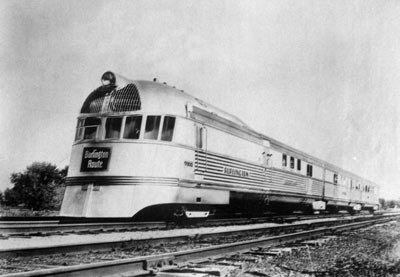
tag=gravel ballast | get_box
[226,220,400,276]
[1,218,399,276]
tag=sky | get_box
[1,0,400,199]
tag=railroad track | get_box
[1,213,398,276]
[0,220,167,238]
[0,214,377,258]
[0,213,371,238]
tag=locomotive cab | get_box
[60,72,229,219]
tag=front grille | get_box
[108,84,141,112]
[81,84,141,113]
[87,97,104,113]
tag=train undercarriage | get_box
[131,190,376,222]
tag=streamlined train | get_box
[60,71,379,219]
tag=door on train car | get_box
[262,140,271,166]
[261,140,272,184]
[194,124,207,180]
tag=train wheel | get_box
[172,206,186,222]
[347,207,357,215]
[327,206,339,214]
[303,205,315,215]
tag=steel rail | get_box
[2,215,398,277]
[0,221,167,236]
[0,213,387,259]
[0,214,376,258]
[0,213,373,237]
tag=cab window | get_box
[123,116,142,139]
[144,116,161,140]
[83,117,101,140]
[75,118,85,141]
[105,117,122,139]
[161,116,176,141]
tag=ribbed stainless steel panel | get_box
[195,150,323,197]
[66,176,179,186]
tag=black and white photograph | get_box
[1,0,400,276]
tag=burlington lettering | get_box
[223,167,249,177]
[84,150,109,159]
[81,147,111,172]
[87,160,103,168]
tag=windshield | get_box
[74,115,176,143]
[75,117,101,141]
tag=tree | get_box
[54,165,68,209]
[2,162,67,210]
[379,198,386,209]
[387,200,396,209]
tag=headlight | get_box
[101,71,116,86]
